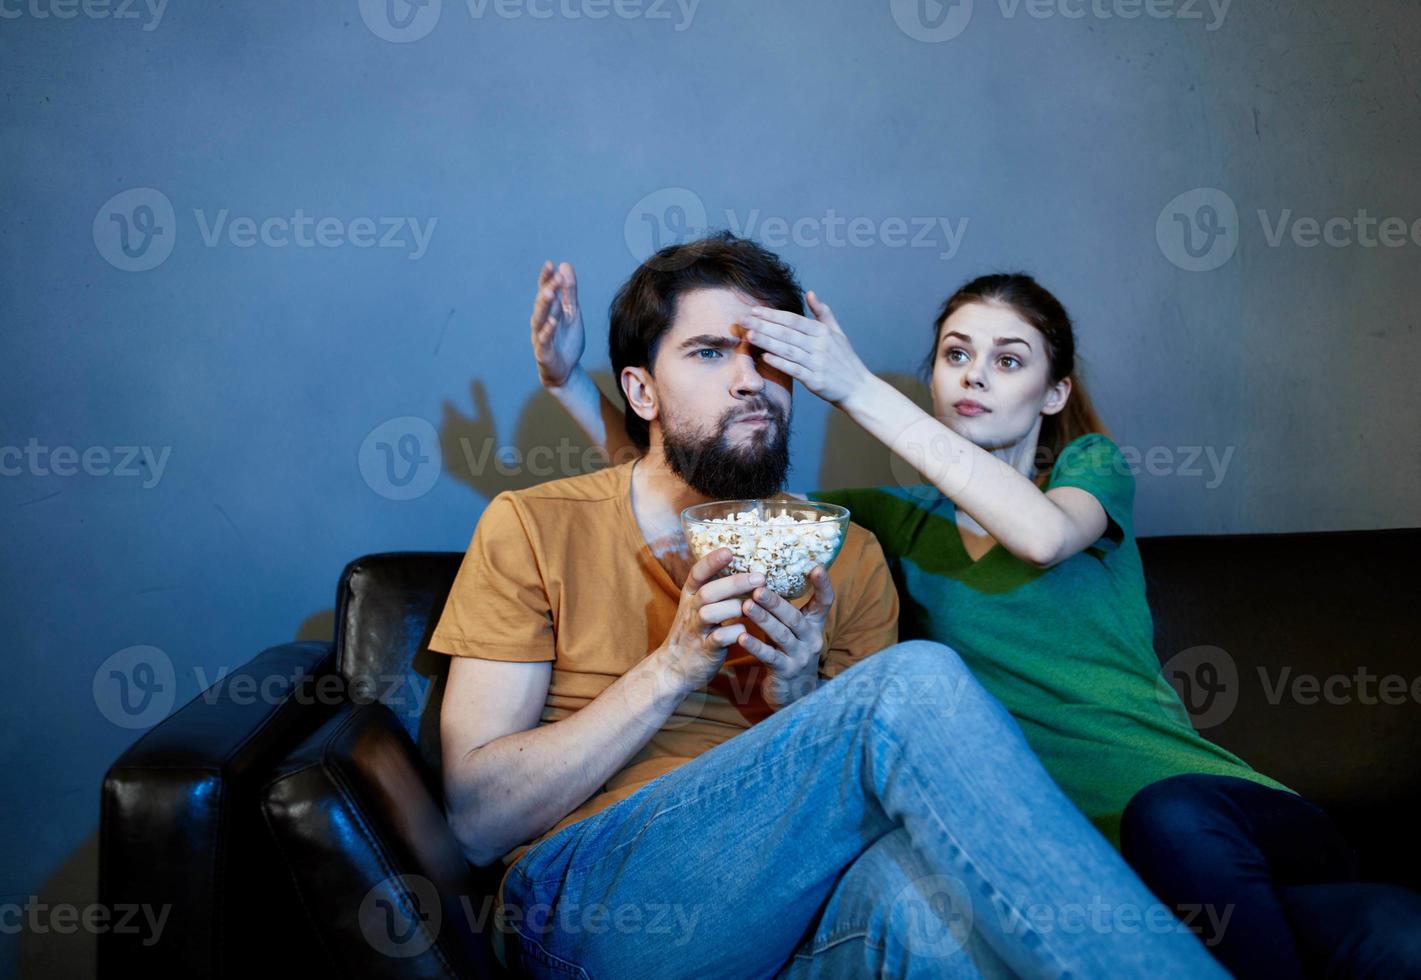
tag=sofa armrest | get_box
[261,699,507,979]
[99,640,339,978]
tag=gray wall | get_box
[3,0,1418,972]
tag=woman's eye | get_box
[999,355,1021,369]
[944,348,967,363]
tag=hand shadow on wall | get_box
[438,373,620,498]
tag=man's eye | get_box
[694,349,723,359]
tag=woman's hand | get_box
[530,260,584,389]
[744,291,873,407]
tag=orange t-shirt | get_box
[428,460,900,888]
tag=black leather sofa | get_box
[98,528,1421,977]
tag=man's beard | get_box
[661,401,791,500]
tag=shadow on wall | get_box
[290,369,935,647]
[439,375,613,499]
[19,828,99,977]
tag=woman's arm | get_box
[530,260,641,462]
[745,293,1105,568]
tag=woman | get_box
[526,256,1421,978]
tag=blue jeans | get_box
[1122,773,1421,979]
[499,641,1227,979]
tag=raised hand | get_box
[530,260,585,389]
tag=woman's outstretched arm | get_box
[530,260,641,463]
[745,292,1107,568]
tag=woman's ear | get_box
[1041,375,1072,417]
[621,367,658,424]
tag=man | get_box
[430,233,1226,978]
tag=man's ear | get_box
[1041,375,1072,417]
[621,366,658,425]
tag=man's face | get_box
[633,287,795,499]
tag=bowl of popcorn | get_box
[681,499,851,599]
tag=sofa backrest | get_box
[335,551,463,779]
[335,528,1421,880]
[1141,527,1421,883]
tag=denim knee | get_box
[827,640,1010,739]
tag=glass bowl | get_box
[680,499,850,599]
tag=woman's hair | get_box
[609,231,804,450]
[921,273,1110,483]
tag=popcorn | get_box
[685,509,845,597]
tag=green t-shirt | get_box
[810,433,1289,846]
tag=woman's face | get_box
[928,300,1070,451]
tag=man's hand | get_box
[659,548,767,692]
[736,566,834,710]
[530,260,585,389]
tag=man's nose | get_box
[732,351,765,395]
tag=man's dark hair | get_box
[608,231,804,450]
